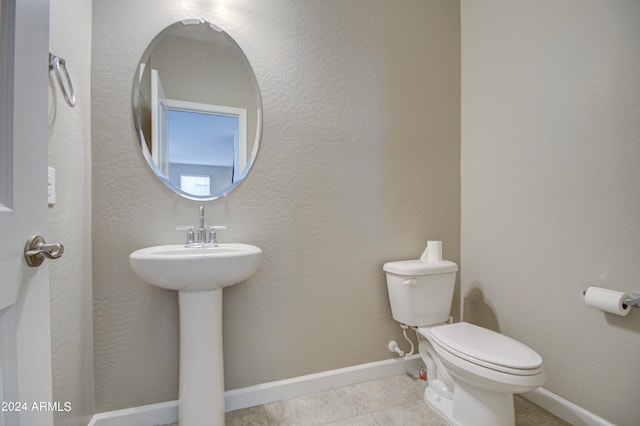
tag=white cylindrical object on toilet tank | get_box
[584,286,631,316]
[420,240,443,263]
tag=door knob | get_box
[24,235,64,267]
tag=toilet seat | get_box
[422,322,543,376]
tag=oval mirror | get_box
[132,19,262,200]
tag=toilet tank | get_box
[383,260,458,327]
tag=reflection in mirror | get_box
[133,19,262,200]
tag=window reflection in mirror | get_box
[133,19,261,200]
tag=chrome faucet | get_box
[178,206,226,247]
[197,205,207,244]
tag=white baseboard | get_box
[88,355,613,426]
[523,387,615,426]
[88,355,421,426]
[87,400,178,426]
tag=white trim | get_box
[88,355,421,426]
[87,355,614,426]
[225,354,421,412]
[87,400,177,426]
[522,388,615,426]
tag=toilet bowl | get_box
[420,322,545,426]
[384,253,545,426]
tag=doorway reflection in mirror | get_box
[166,108,241,197]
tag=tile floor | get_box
[173,373,570,425]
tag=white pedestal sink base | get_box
[179,290,225,425]
[129,243,262,425]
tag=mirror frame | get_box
[131,19,262,201]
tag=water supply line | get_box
[388,323,417,358]
[401,324,415,356]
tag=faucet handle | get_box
[176,226,195,244]
[208,226,227,237]
[208,226,226,246]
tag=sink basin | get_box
[129,243,262,291]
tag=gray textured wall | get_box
[49,0,94,424]
[461,1,640,425]
[92,0,460,411]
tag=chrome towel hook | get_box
[48,52,76,107]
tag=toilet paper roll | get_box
[420,241,443,263]
[584,286,631,316]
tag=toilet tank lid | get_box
[383,259,458,276]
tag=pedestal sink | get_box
[129,243,261,425]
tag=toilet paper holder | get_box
[623,292,640,309]
[582,288,640,309]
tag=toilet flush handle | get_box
[403,278,417,286]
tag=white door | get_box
[0,0,54,425]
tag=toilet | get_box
[384,257,545,426]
